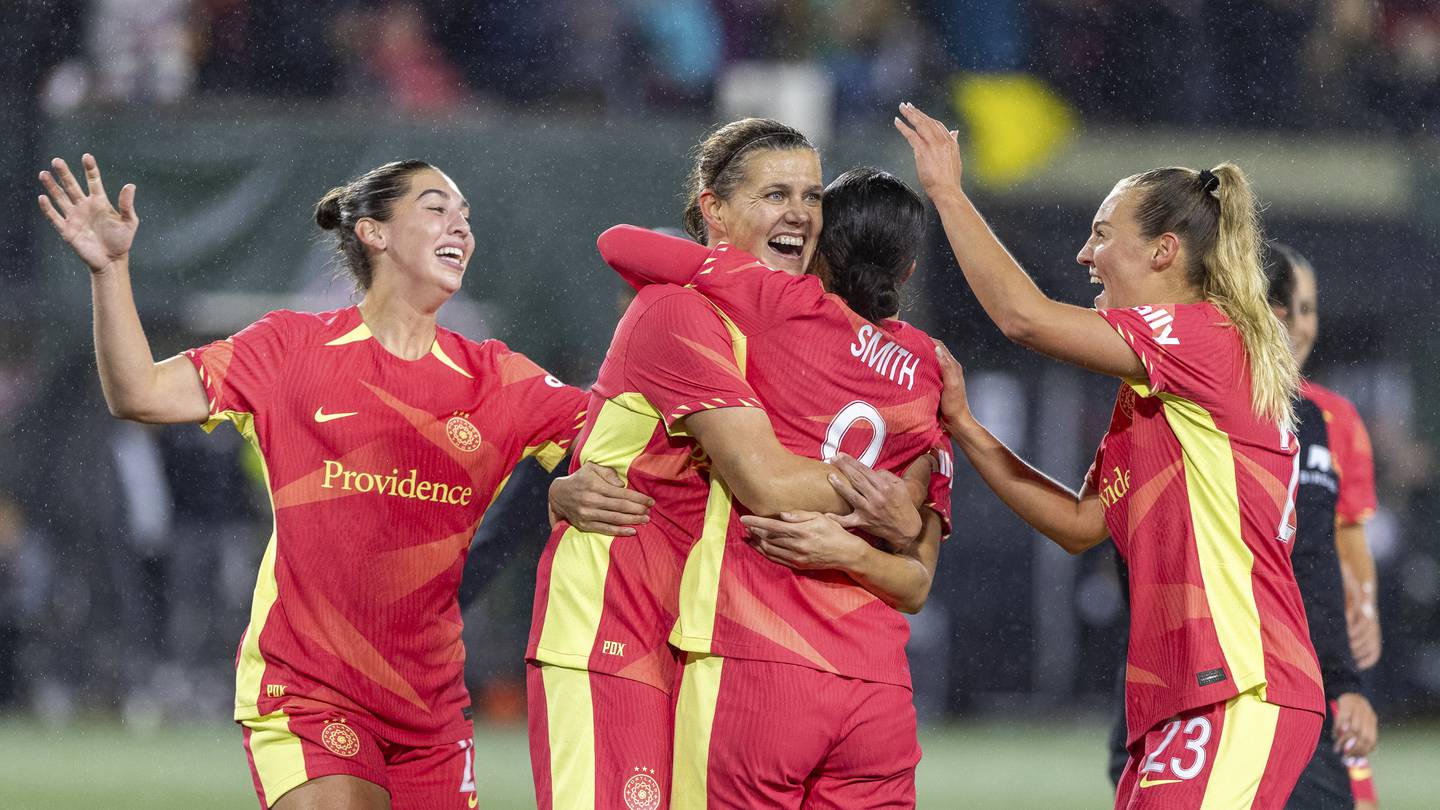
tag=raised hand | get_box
[893,102,964,199]
[37,154,138,274]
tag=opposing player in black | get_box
[1268,242,1378,810]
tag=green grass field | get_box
[0,718,1434,808]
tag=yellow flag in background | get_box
[952,73,1078,188]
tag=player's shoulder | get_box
[1299,379,1361,423]
[238,307,352,345]
[881,318,938,354]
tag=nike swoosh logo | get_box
[314,407,359,423]
[1138,776,1183,788]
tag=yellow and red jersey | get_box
[1299,379,1377,525]
[186,306,585,746]
[1088,301,1325,745]
[598,226,953,688]
[526,284,764,693]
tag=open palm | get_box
[38,154,138,273]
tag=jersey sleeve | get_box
[1097,304,1238,406]
[689,242,827,337]
[490,345,588,472]
[184,310,293,431]
[1330,399,1378,525]
[616,287,762,434]
[924,436,956,539]
[596,225,712,290]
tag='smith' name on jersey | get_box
[1131,305,1181,345]
[320,459,474,505]
[851,324,922,390]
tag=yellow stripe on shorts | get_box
[244,710,308,807]
[541,664,597,810]
[1199,690,1280,810]
[671,653,724,810]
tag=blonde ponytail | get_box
[1202,163,1297,431]
[1124,163,1298,430]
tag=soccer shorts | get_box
[526,662,673,810]
[1285,701,1353,810]
[241,702,478,809]
[1115,689,1323,810]
[671,654,920,810]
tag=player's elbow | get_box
[1054,526,1109,555]
[995,307,1046,349]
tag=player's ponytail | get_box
[682,119,815,244]
[314,159,434,290]
[818,167,924,323]
[1125,162,1298,430]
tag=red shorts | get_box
[526,663,674,810]
[1115,689,1323,809]
[672,654,920,810]
[240,702,477,809]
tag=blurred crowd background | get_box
[1,0,1438,745]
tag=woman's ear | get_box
[1151,232,1181,271]
[901,259,917,284]
[356,218,386,252]
[699,189,725,241]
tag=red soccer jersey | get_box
[1088,302,1325,744]
[1299,380,1377,525]
[598,226,953,688]
[527,284,763,693]
[186,306,585,745]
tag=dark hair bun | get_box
[314,188,346,231]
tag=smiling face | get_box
[703,148,822,276]
[366,167,474,298]
[1076,183,1160,310]
[1277,261,1319,369]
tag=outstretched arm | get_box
[38,154,208,424]
[937,342,1108,553]
[894,104,1144,380]
[596,225,712,289]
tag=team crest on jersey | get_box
[623,768,661,810]
[1118,385,1137,419]
[446,414,483,452]
[320,719,361,758]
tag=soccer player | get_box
[37,155,639,809]
[528,120,947,810]
[896,102,1324,808]
[594,165,954,809]
[1267,243,1381,810]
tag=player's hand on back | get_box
[38,154,138,274]
[933,340,976,435]
[548,462,653,536]
[740,511,869,572]
[825,452,924,551]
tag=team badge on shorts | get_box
[320,719,361,758]
[623,767,661,810]
[446,415,483,452]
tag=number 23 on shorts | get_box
[1138,716,1213,786]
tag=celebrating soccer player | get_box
[529,120,949,809]
[37,155,639,809]
[595,163,954,809]
[1267,242,1382,810]
[896,102,1325,808]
